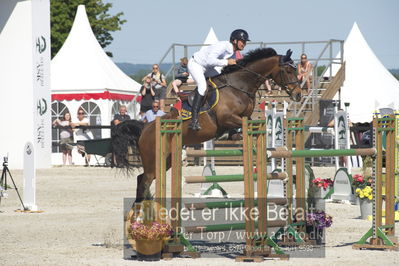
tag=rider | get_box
[187,29,250,130]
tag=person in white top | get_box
[187,29,250,130]
[72,109,94,166]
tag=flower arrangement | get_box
[306,210,333,230]
[355,186,373,200]
[312,177,333,190]
[130,221,173,241]
[352,174,372,189]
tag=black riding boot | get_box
[189,90,204,131]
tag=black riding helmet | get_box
[230,29,250,42]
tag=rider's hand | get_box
[227,59,236,65]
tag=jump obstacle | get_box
[154,114,398,261]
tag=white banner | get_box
[336,110,348,149]
[266,110,273,147]
[31,0,51,168]
[274,113,284,147]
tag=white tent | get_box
[338,23,399,122]
[51,5,141,165]
[201,27,219,50]
[201,27,221,73]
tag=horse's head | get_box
[270,49,302,102]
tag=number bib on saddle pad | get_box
[181,88,219,120]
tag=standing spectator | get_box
[297,53,313,95]
[112,105,131,126]
[72,108,93,166]
[53,112,73,165]
[140,76,155,118]
[142,100,165,123]
[144,64,167,111]
[171,57,194,94]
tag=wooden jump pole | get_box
[353,115,398,250]
[240,117,257,258]
[184,172,288,183]
[186,147,376,158]
[155,117,199,256]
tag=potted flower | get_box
[311,177,333,210]
[351,174,373,219]
[306,210,333,245]
[312,177,333,197]
[352,174,372,190]
[129,220,173,261]
[127,198,173,261]
[355,186,373,219]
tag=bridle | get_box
[232,58,299,94]
[214,55,300,99]
[276,61,300,90]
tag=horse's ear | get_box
[284,49,293,62]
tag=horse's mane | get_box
[221,47,278,74]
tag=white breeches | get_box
[188,58,220,96]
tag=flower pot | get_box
[315,188,328,199]
[359,199,372,219]
[135,239,163,261]
[313,189,328,210]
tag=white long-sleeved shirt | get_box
[192,41,234,68]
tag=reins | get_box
[210,55,298,99]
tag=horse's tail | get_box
[111,119,145,170]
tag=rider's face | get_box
[234,39,246,51]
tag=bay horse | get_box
[112,48,302,202]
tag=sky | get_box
[105,0,399,69]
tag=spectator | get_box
[71,108,93,166]
[264,79,282,96]
[142,100,165,123]
[297,53,313,94]
[171,57,194,94]
[265,79,272,95]
[140,76,155,118]
[144,64,167,111]
[113,105,131,126]
[53,112,73,165]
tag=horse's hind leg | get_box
[134,153,172,204]
[134,173,146,203]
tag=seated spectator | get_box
[142,100,165,123]
[71,108,93,166]
[144,64,167,111]
[171,57,194,94]
[113,105,131,126]
[297,53,313,94]
[265,79,272,95]
[140,77,155,118]
[53,112,73,165]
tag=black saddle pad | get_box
[181,89,219,120]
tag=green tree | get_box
[316,65,327,76]
[51,0,126,58]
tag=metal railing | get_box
[158,40,344,115]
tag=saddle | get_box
[179,78,218,107]
[179,78,220,121]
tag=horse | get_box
[112,48,302,202]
